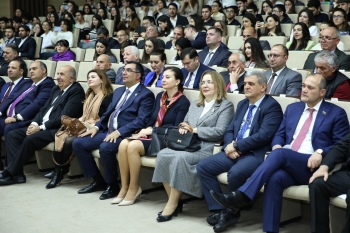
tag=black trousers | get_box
[6,127,55,176]
[52,136,76,169]
[309,170,350,233]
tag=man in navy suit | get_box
[210,74,349,233]
[0,43,19,76]
[220,53,246,93]
[73,61,155,200]
[15,25,36,59]
[198,27,232,67]
[197,70,283,232]
[180,47,213,89]
[184,24,207,49]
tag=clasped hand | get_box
[26,124,40,135]
[225,141,241,160]
[307,151,322,172]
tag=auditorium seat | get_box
[33,37,43,59]
[226,25,239,37]
[340,36,350,50]
[259,36,288,48]
[286,51,314,69]
[84,49,95,61]
[280,24,293,38]
[55,61,80,76]
[111,49,121,63]
[295,6,305,14]
[72,28,80,48]
[295,69,311,82]
[103,19,115,37]
[36,60,57,78]
[228,36,243,50]
[84,14,93,26]
[70,47,86,62]
[164,49,177,64]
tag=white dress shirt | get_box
[199,98,216,118]
[183,65,200,89]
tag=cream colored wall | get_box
[0,0,11,18]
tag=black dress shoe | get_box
[45,166,69,179]
[99,186,119,200]
[210,191,244,214]
[44,170,54,179]
[213,210,240,233]
[158,200,184,216]
[46,168,63,189]
[78,181,106,194]
[13,174,26,183]
[0,176,15,185]
[207,212,221,226]
[157,207,179,222]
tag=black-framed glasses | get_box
[122,68,140,73]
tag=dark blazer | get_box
[15,37,36,59]
[95,84,155,136]
[322,132,350,172]
[176,15,189,26]
[0,77,5,90]
[32,82,85,132]
[223,95,283,163]
[8,77,55,120]
[0,78,32,116]
[137,39,165,49]
[146,91,190,127]
[143,69,164,86]
[303,48,350,70]
[260,40,271,50]
[272,100,349,156]
[198,45,232,67]
[0,62,9,76]
[191,31,206,49]
[264,67,302,96]
[165,40,173,49]
[221,71,245,93]
[181,63,214,89]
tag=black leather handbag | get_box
[165,128,201,152]
[146,127,168,157]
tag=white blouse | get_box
[200,99,216,119]
[40,31,55,52]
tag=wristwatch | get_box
[13,115,19,121]
[316,149,323,155]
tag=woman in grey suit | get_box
[152,70,234,222]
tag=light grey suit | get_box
[152,99,234,197]
[264,67,302,96]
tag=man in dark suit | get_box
[309,132,350,233]
[240,27,271,51]
[134,26,165,49]
[265,44,302,96]
[221,53,246,93]
[225,6,241,26]
[197,70,283,232]
[304,26,350,70]
[180,47,213,89]
[73,61,154,200]
[0,43,19,76]
[97,27,118,49]
[210,74,349,233]
[168,3,189,27]
[15,25,36,59]
[0,65,85,185]
[184,24,206,49]
[165,26,184,49]
[274,4,294,24]
[198,27,232,67]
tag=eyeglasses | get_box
[200,80,214,86]
[333,15,344,19]
[122,68,140,73]
[272,10,280,13]
[318,36,338,41]
[267,54,286,58]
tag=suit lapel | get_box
[209,47,220,66]
[271,67,287,93]
[234,99,249,138]
[120,84,142,112]
[196,101,221,125]
[312,100,328,139]
[249,95,267,133]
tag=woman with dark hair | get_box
[98,7,108,20]
[157,15,174,37]
[238,13,257,36]
[284,0,296,14]
[64,12,75,28]
[170,38,192,65]
[83,4,94,15]
[180,0,199,17]
[144,50,167,86]
[311,20,345,50]
[153,0,169,19]
[67,0,78,16]
[261,0,273,15]
[48,13,60,27]
[79,14,105,48]
[117,6,140,34]
[45,69,114,189]
[110,6,121,32]
[141,37,158,63]
[94,38,118,62]
[51,39,76,61]
[214,20,228,37]
[297,8,318,36]
[189,14,206,32]
[32,16,41,25]
[112,66,190,206]
[40,21,55,53]
[332,8,350,35]
[244,37,269,68]
[96,2,106,11]
[211,1,225,19]
[286,22,315,50]
[262,15,285,36]
[31,23,44,37]
[51,19,74,47]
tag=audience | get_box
[184,24,206,49]
[240,27,271,51]
[153,0,169,19]
[75,10,91,40]
[284,0,296,14]
[189,14,206,32]
[52,39,76,61]
[0,26,16,58]
[337,0,350,22]
[144,50,167,86]
[139,1,154,16]
[261,15,285,36]
[237,0,247,16]
[332,8,350,35]
[214,21,228,38]
[311,21,345,51]
[51,19,74,48]
[83,4,94,15]
[168,3,189,27]
[296,8,319,37]
[202,5,216,27]
[165,26,184,49]
[179,0,198,17]
[262,0,273,16]
[31,23,44,37]
[273,4,293,24]
[239,13,257,36]
[286,22,315,50]
[110,6,121,33]
[225,6,241,26]
[94,54,117,83]
[141,37,158,64]
[0,44,19,76]
[246,4,264,22]
[157,15,174,37]
[79,14,104,49]
[135,25,166,49]
[220,53,246,94]
[97,27,118,49]
[243,38,270,68]
[97,7,108,20]
[117,6,140,35]
[307,0,329,23]
[115,29,130,49]
[15,25,36,59]
[169,37,192,65]
[211,1,225,20]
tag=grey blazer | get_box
[264,67,302,96]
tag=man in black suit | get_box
[0,44,19,76]
[0,65,85,185]
[168,3,189,27]
[184,24,206,49]
[165,26,184,49]
[307,0,329,23]
[304,26,350,70]
[15,25,36,59]
[221,53,246,93]
[202,5,216,26]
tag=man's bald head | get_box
[96,54,112,71]
[242,27,257,42]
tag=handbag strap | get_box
[52,151,75,166]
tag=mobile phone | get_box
[54,26,62,32]
[135,26,146,35]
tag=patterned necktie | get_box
[108,89,130,134]
[203,52,214,66]
[236,105,256,141]
[266,72,277,94]
[184,72,194,88]
[291,108,315,152]
[8,84,36,117]
[0,82,14,105]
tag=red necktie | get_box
[291,108,315,151]
[0,82,14,105]
[226,82,231,91]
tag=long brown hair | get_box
[197,70,227,107]
[85,69,114,100]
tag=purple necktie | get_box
[108,89,130,134]
[184,72,194,88]
[8,84,36,117]
[291,108,315,152]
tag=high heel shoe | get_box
[118,187,142,206]
[158,200,183,216]
[46,167,64,189]
[111,196,125,204]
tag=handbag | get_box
[165,128,201,152]
[146,127,168,157]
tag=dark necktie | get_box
[266,72,277,94]
[236,105,256,140]
[184,72,194,88]
[0,82,14,105]
[108,89,130,134]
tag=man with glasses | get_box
[304,26,350,70]
[273,4,294,24]
[220,53,246,93]
[225,6,241,26]
[97,27,118,49]
[73,61,155,200]
[168,3,189,27]
[197,70,283,233]
[202,5,216,26]
[307,0,329,23]
[115,29,131,49]
[264,44,302,96]
[209,73,349,233]
[337,0,350,21]
[132,16,155,43]
[240,27,271,51]
[180,47,213,89]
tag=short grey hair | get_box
[232,53,246,63]
[67,66,76,80]
[99,54,111,63]
[245,70,267,85]
[124,45,140,58]
[314,50,338,68]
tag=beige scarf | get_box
[80,91,105,128]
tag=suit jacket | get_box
[272,100,349,156]
[181,63,214,89]
[176,15,189,26]
[264,67,302,96]
[0,77,5,90]
[115,65,151,84]
[223,95,283,163]
[165,40,173,49]
[15,37,36,59]
[260,40,271,50]
[32,82,85,132]
[0,78,33,116]
[4,77,55,120]
[322,132,350,172]
[221,71,245,94]
[137,39,165,49]
[96,84,155,136]
[303,48,350,70]
[106,68,116,83]
[143,69,164,86]
[191,31,206,49]
[198,45,232,67]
